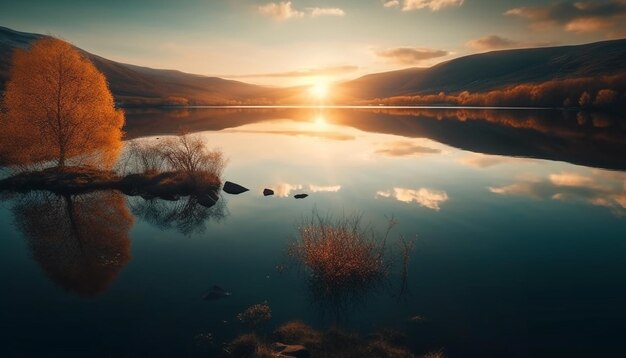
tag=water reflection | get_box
[490,169,626,216]
[269,183,342,197]
[377,188,449,211]
[129,196,228,235]
[11,191,133,297]
[125,107,626,170]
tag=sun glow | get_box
[314,115,327,129]
[309,82,329,99]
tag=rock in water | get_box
[198,194,218,208]
[273,343,310,358]
[294,194,308,199]
[203,285,232,300]
[263,188,274,196]
[223,181,249,194]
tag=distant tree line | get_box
[354,72,626,112]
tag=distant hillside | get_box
[0,26,296,106]
[1,26,625,108]
[339,39,626,100]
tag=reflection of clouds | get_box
[273,183,304,197]
[377,187,449,211]
[459,153,539,168]
[271,183,342,197]
[459,153,513,168]
[229,129,355,141]
[490,171,626,216]
[548,172,597,188]
[375,140,441,157]
[309,185,341,193]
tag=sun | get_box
[309,82,328,99]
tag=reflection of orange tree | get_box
[12,191,133,297]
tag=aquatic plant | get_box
[237,302,272,328]
[288,212,395,290]
[226,320,438,358]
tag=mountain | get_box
[1,25,625,107]
[338,39,626,100]
[0,26,295,106]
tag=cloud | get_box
[458,153,512,168]
[230,65,358,78]
[490,170,626,216]
[383,0,400,8]
[401,0,464,11]
[465,35,559,51]
[375,47,449,65]
[308,7,345,17]
[309,185,342,192]
[258,2,304,20]
[505,1,626,33]
[270,183,342,197]
[377,187,449,211]
[548,172,596,188]
[272,183,304,197]
[258,2,346,19]
[375,141,441,157]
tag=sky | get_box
[1,0,625,86]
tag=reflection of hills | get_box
[125,108,626,170]
[12,192,133,297]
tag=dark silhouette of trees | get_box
[1,37,124,169]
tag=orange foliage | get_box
[355,73,626,110]
[2,38,124,169]
[13,191,133,297]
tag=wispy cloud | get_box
[383,0,400,8]
[309,185,342,192]
[375,141,441,157]
[384,0,464,11]
[466,35,559,51]
[308,7,345,17]
[505,1,626,33]
[258,1,304,20]
[375,47,449,65]
[270,183,341,197]
[458,153,513,168]
[377,187,449,211]
[259,2,346,19]
[230,65,358,78]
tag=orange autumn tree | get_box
[2,37,124,169]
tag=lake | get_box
[1,107,626,357]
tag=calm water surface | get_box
[1,108,626,357]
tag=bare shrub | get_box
[289,212,395,289]
[123,141,168,174]
[160,135,226,176]
[120,134,227,179]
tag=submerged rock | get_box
[159,193,180,201]
[294,194,308,199]
[263,188,274,196]
[223,181,249,195]
[197,190,220,208]
[202,285,232,300]
[273,342,310,358]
